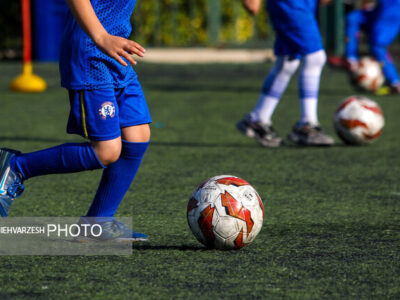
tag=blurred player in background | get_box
[0,0,151,242]
[238,0,334,147]
[330,0,400,94]
[368,0,400,94]
[328,0,376,70]
[344,0,377,70]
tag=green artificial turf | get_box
[0,61,399,299]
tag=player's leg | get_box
[253,56,300,124]
[237,55,300,147]
[287,50,334,146]
[370,13,400,94]
[371,45,400,94]
[345,10,366,65]
[11,140,117,180]
[81,81,151,242]
[86,124,150,218]
[0,89,123,218]
[9,88,124,179]
[91,137,122,166]
[329,10,363,70]
[0,142,109,217]
[298,50,326,125]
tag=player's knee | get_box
[92,139,122,166]
[102,145,121,165]
[303,50,326,73]
[309,50,327,67]
[100,150,121,166]
[140,125,151,142]
[280,57,300,76]
[122,123,151,143]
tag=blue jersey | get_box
[59,0,137,90]
[267,0,323,57]
[369,0,400,46]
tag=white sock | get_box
[300,97,318,124]
[251,55,300,124]
[298,50,326,125]
[252,94,280,125]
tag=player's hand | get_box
[243,0,261,15]
[94,33,146,66]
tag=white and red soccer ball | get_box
[334,96,384,145]
[187,175,264,250]
[354,57,385,92]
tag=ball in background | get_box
[334,96,384,145]
[354,57,385,92]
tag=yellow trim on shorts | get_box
[79,91,89,139]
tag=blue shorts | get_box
[369,11,400,47]
[267,0,323,57]
[66,80,152,141]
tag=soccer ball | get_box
[354,57,384,92]
[334,96,384,145]
[187,175,264,250]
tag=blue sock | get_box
[10,143,104,180]
[86,140,149,217]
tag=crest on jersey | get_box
[98,102,116,120]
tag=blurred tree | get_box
[0,0,22,54]
[0,0,272,60]
[132,0,271,47]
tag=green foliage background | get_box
[0,0,271,53]
[131,0,271,47]
[0,1,22,50]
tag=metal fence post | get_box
[319,0,344,56]
[333,0,344,56]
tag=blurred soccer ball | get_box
[354,57,384,92]
[334,96,384,145]
[187,175,264,250]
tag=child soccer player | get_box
[343,0,400,94]
[345,0,377,71]
[0,0,151,242]
[367,0,400,94]
[238,0,334,147]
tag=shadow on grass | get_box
[151,141,349,149]
[144,83,260,93]
[0,136,256,148]
[0,135,349,149]
[132,244,206,251]
[0,136,76,144]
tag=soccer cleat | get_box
[375,84,400,96]
[0,149,24,218]
[287,122,334,146]
[236,115,283,148]
[327,55,358,72]
[74,217,148,243]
